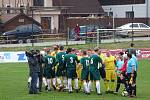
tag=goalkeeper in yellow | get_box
[104,51,116,94]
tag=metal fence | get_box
[0,28,150,50]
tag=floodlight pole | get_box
[97,29,100,47]
[31,7,34,47]
[131,5,134,43]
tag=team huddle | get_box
[26,44,138,97]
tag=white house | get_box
[100,0,150,24]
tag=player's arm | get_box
[53,57,58,67]
[131,60,136,75]
[75,55,80,63]
[79,58,83,69]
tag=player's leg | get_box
[110,70,116,93]
[42,77,48,89]
[28,76,32,88]
[43,68,48,90]
[126,73,132,96]
[74,70,79,92]
[45,69,51,91]
[68,78,72,93]
[52,69,56,90]
[95,80,101,95]
[131,71,137,97]
[104,70,110,93]
[47,78,51,91]
[56,67,63,90]
[67,68,73,93]
[93,70,101,95]
[115,76,121,93]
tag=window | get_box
[109,12,113,17]
[129,24,139,28]
[18,18,25,23]
[139,24,149,28]
[126,11,134,18]
[20,5,24,13]
[33,0,44,6]
[104,12,108,16]
[6,5,11,14]
[99,0,145,5]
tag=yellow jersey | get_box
[99,53,106,62]
[104,55,116,70]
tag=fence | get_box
[0,28,150,50]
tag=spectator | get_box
[74,24,80,40]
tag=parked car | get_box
[116,23,150,37]
[2,24,43,44]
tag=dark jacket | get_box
[27,56,40,76]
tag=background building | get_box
[100,0,150,26]
[0,0,104,33]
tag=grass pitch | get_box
[0,60,150,100]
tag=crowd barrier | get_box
[0,49,150,63]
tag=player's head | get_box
[106,50,111,57]
[98,49,102,55]
[66,48,72,54]
[123,54,128,60]
[87,49,92,55]
[82,50,87,56]
[59,45,64,51]
[94,47,99,53]
[130,43,134,47]
[72,48,76,54]
[127,53,132,59]
[118,52,124,59]
[53,45,59,51]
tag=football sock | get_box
[28,77,32,83]
[74,78,79,90]
[43,77,48,86]
[52,78,56,86]
[110,80,115,91]
[57,78,62,86]
[47,79,51,90]
[83,81,88,92]
[96,81,101,94]
[68,78,72,92]
[116,83,121,92]
[78,79,82,89]
[36,78,39,88]
[104,80,109,91]
[63,77,68,88]
[87,81,91,93]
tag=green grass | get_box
[0,60,150,100]
[0,40,150,51]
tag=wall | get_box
[102,4,147,18]
[44,0,52,7]
[67,17,149,29]
[3,15,37,31]
[0,0,32,7]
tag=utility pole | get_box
[31,7,34,47]
[131,4,134,43]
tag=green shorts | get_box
[56,66,66,77]
[67,68,77,79]
[90,69,100,81]
[81,70,89,80]
[45,68,55,79]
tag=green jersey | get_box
[80,57,90,71]
[56,51,66,67]
[45,55,57,68]
[90,54,102,70]
[64,54,79,69]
